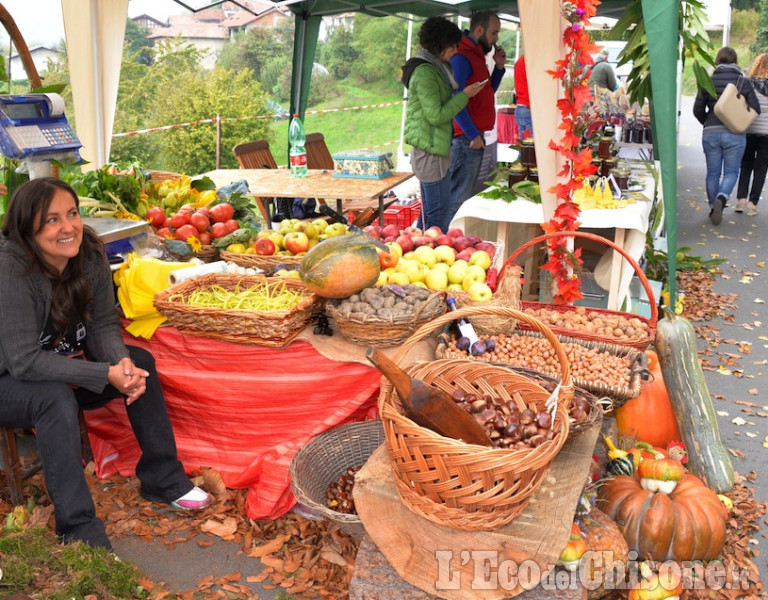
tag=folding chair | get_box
[231,141,291,222]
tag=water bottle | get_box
[446,297,479,348]
[289,114,307,177]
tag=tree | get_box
[124,19,153,66]
[349,15,408,91]
[321,26,359,79]
[751,0,768,55]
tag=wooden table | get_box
[200,168,414,226]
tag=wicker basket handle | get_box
[499,231,658,330]
[392,305,573,394]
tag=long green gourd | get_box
[654,306,734,493]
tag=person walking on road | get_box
[735,53,768,217]
[693,46,760,225]
[402,16,485,232]
[446,11,506,225]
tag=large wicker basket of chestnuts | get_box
[289,419,385,537]
[378,306,572,531]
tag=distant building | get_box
[139,0,291,70]
[7,46,62,80]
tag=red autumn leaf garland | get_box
[541,0,601,304]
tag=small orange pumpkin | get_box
[628,572,683,600]
[615,350,681,448]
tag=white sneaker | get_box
[747,202,759,216]
[171,485,212,510]
[735,198,748,212]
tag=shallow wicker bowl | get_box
[325,290,446,347]
[153,273,321,348]
[290,420,385,537]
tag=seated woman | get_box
[0,177,211,551]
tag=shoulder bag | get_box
[714,76,759,134]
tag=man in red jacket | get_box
[447,11,507,226]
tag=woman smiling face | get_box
[34,188,83,274]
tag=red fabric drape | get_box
[85,325,380,519]
[497,109,519,144]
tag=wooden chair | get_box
[1,413,92,505]
[231,140,283,223]
[305,132,335,171]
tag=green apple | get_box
[467,282,493,302]
[431,262,450,272]
[403,251,416,261]
[377,270,389,285]
[462,265,486,291]
[325,222,348,237]
[267,231,284,249]
[256,229,274,239]
[278,224,295,236]
[388,272,411,286]
[425,268,449,290]
[411,281,429,289]
[312,218,329,233]
[434,244,456,266]
[448,260,469,284]
[468,250,492,271]
[447,283,464,292]
[385,241,403,261]
[279,219,293,228]
[413,245,437,268]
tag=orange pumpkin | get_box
[597,473,728,561]
[615,350,681,448]
[628,573,683,600]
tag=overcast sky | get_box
[0,0,188,49]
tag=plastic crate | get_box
[383,201,421,229]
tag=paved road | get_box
[677,94,767,584]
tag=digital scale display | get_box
[1,102,43,121]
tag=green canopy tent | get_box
[55,0,681,300]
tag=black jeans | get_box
[0,346,192,549]
[736,133,768,205]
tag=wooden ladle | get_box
[366,347,493,447]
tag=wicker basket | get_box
[219,250,302,270]
[447,265,522,336]
[436,329,643,405]
[502,231,657,350]
[289,420,385,537]
[163,240,221,264]
[153,273,321,347]
[379,306,573,531]
[325,290,446,347]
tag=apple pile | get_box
[249,218,350,257]
[146,202,238,247]
[367,224,497,300]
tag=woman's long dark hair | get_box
[2,177,106,337]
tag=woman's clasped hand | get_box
[0,177,212,552]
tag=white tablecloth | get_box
[451,169,656,309]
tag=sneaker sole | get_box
[171,497,212,510]
[710,202,723,225]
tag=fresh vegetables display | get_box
[252,218,350,257]
[67,162,149,218]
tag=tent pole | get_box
[397,15,413,169]
[90,0,106,168]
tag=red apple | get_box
[412,236,431,249]
[446,227,464,239]
[468,235,483,246]
[474,241,497,259]
[254,237,277,256]
[435,234,454,247]
[377,248,398,269]
[363,224,382,239]
[395,234,414,253]
[284,231,310,255]
[383,235,398,244]
[424,226,442,240]
[403,226,423,236]
[381,224,400,239]
[456,247,477,262]
[452,236,474,252]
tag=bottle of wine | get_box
[445,297,479,347]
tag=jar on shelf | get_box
[527,167,539,183]
[613,160,632,190]
[508,163,527,186]
[604,125,615,138]
[520,138,537,167]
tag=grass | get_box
[268,85,405,166]
[0,527,151,599]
